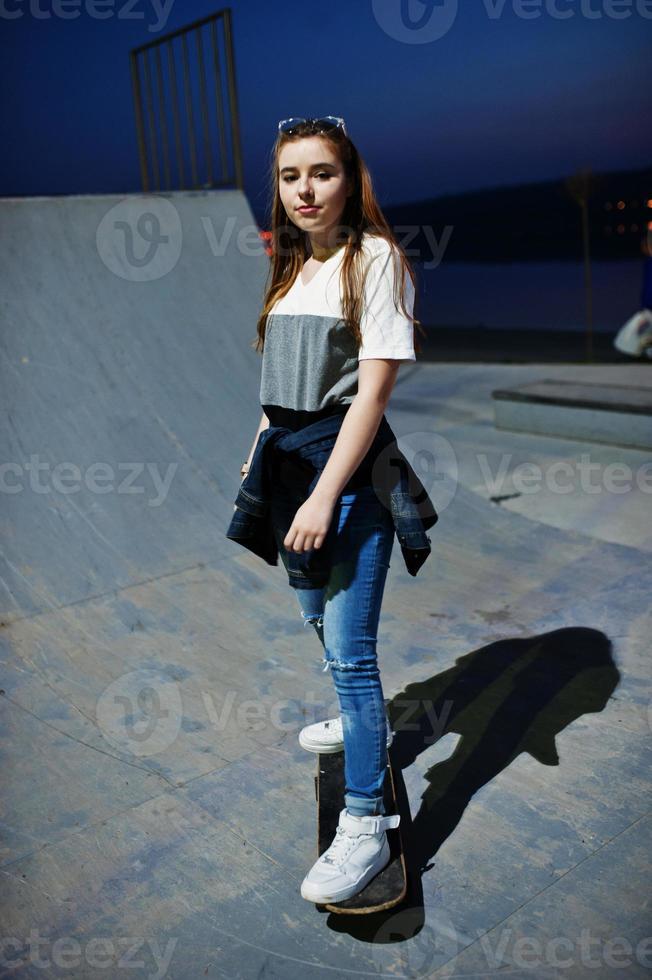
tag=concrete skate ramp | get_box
[1,193,650,975]
[1,192,268,620]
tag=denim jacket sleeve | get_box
[225,410,438,589]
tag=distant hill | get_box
[383,165,652,263]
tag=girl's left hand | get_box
[284,494,335,552]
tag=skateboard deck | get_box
[314,748,407,914]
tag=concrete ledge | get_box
[492,379,652,449]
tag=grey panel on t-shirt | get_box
[259,313,360,411]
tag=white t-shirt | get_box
[259,232,415,428]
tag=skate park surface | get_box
[1,191,651,978]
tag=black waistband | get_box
[261,403,350,433]
[262,402,374,491]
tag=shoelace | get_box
[320,823,374,868]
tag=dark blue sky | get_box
[2,0,651,214]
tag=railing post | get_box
[129,8,242,193]
[223,8,244,191]
[129,50,149,192]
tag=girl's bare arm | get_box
[310,359,401,503]
[243,410,270,471]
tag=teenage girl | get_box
[240,116,426,904]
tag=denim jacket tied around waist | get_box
[225,409,439,590]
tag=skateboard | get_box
[314,747,407,914]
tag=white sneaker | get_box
[300,807,400,903]
[613,309,652,357]
[299,715,394,754]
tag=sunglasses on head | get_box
[277,116,347,136]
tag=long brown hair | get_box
[253,120,426,356]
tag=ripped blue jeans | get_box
[272,482,394,817]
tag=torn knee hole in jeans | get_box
[321,656,366,673]
[301,611,324,629]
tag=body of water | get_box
[415,260,645,333]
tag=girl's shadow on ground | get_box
[387,626,619,879]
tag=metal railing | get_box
[129,8,243,192]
